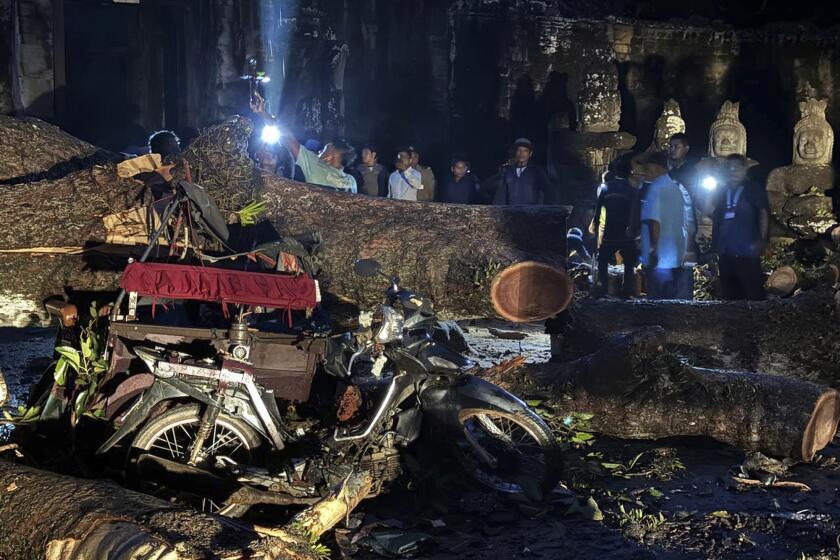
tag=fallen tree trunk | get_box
[766,264,840,297]
[0,116,572,325]
[521,328,840,461]
[553,288,840,386]
[0,458,314,559]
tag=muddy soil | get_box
[2,323,840,559]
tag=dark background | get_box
[3,0,840,183]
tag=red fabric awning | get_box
[120,262,317,310]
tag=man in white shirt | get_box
[636,151,688,300]
[388,148,424,201]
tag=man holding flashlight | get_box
[711,154,769,300]
[251,94,357,193]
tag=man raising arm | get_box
[251,94,357,193]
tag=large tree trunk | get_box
[553,289,840,386]
[0,458,316,560]
[0,116,572,325]
[520,328,840,461]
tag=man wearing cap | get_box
[493,138,550,205]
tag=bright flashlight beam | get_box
[261,125,281,144]
[701,176,718,190]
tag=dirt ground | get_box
[2,323,840,559]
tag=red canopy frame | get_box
[120,262,318,310]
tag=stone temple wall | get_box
[2,0,840,188]
[449,9,840,181]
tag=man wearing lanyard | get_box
[711,154,769,300]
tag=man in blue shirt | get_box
[712,154,769,300]
[637,151,688,300]
[493,138,550,205]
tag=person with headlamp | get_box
[251,93,357,193]
[711,154,769,300]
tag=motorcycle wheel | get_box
[132,403,262,518]
[454,409,560,498]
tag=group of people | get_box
[592,133,769,301]
[250,92,559,206]
[144,96,768,302]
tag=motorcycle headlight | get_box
[375,306,405,344]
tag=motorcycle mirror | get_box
[354,259,382,278]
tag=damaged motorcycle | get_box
[15,179,561,518]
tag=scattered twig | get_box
[731,475,812,492]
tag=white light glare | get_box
[261,125,281,144]
[701,176,718,190]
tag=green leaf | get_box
[21,406,40,421]
[526,399,543,407]
[55,346,80,372]
[575,412,595,421]
[54,357,68,386]
[3,411,13,421]
[74,390,89,418]
[573,432,595,441]
[627,452,645,469]
[236,200,267,226]
[80,335,92,360]
[708,510,729,518]
[601,462,622,470]
[648,487,664,498]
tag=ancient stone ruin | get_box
[651,98,686,152]
[767,98,836,240]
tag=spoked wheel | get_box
[454,408,560,497]
[132,403,262,517]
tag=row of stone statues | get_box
[648,96,835,241]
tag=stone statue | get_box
[792,98,833,166]
[766,98,835,239]
[693,101,756,249]
[708,100,747,158]
[651,98,686,152]
[577,65,621,134]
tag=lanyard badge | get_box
[724,186,743,220]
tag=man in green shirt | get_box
[251,94,357,193]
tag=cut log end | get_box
[801,390,840,461]
[490,261,573,323]
[767,265,798,296]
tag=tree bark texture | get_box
[0,115,118,183]
[553,289,840,386]
[524,328,840,461]
[0,116,571,324]
[0,458,316,560]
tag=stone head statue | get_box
[708,101,747,158]
[793,98,833,166]
[653,98,686,151]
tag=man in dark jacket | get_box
[591,153,638,297]
[440,156,480,204]
[493,138,550,205]
[711,154,769,300]
[353,144,389,196]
